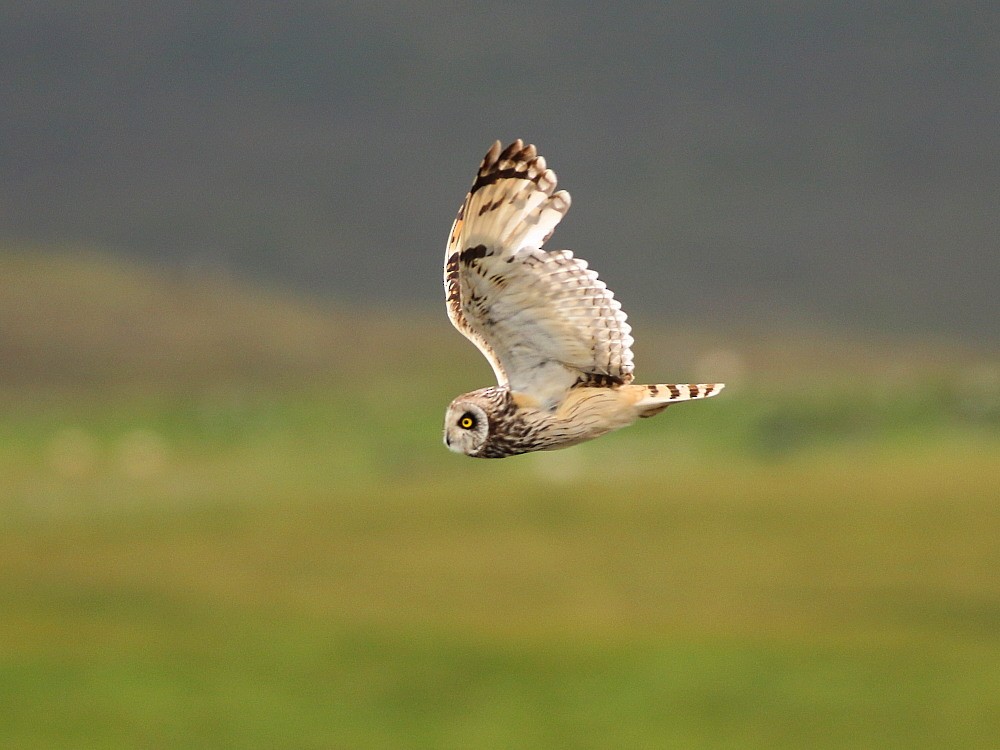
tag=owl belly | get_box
[537,387,640,448]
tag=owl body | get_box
[443,140,723,458]
[444,382,722,458]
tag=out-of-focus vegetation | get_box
[1,251,998,748]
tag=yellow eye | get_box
[459,413,476,429]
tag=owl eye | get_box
[458,413,477,429]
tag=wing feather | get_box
[444,140,635,406]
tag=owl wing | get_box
[444,140,635,407]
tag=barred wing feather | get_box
[444,140,635,407]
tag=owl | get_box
[443,139,723,458]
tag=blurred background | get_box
[1,3,998,747]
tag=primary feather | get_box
[444,139,634,407]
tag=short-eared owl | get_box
[443,139,723,458]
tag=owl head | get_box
[443,387,521,458]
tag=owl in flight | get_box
[443,139,723,458]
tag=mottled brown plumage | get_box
[443,140,723,458]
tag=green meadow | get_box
[1,252,998,748]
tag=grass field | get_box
[1,252,998,747]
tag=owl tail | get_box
[631,383,725,418]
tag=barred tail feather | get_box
[634,383,725,418]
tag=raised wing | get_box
[444,140,634,407]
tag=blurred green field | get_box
[1,252,998,748]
